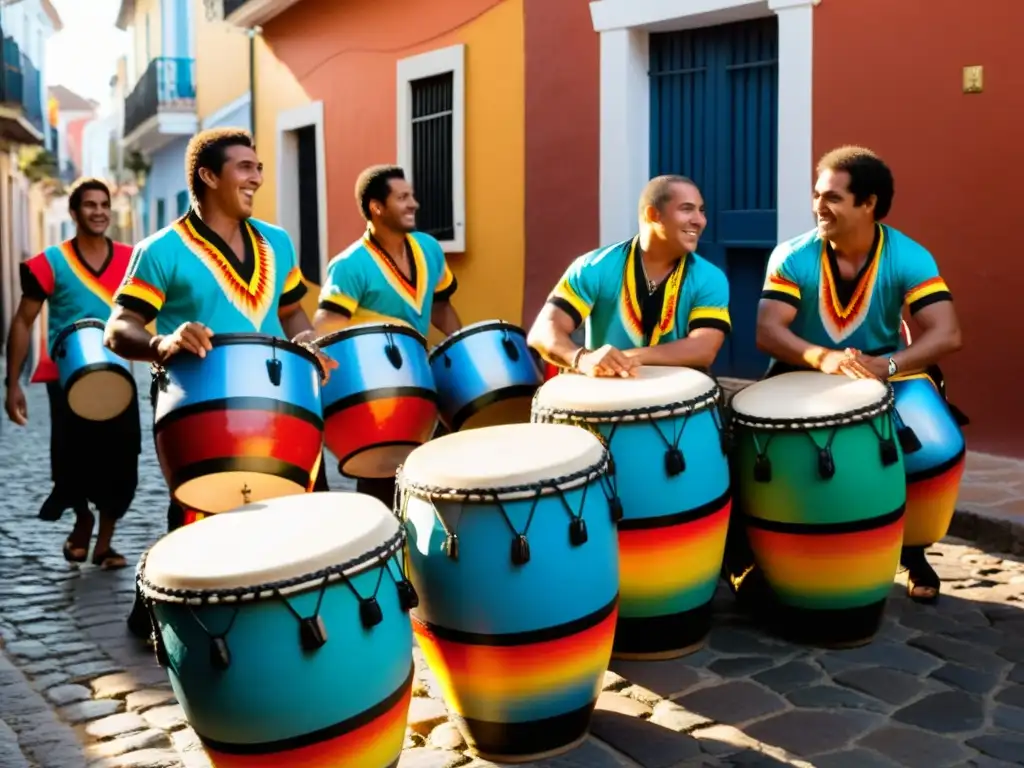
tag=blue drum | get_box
[429,320,544,431]
[153,333,324,514]
[318,323,438,479]
[52,318,135,421]
[532,367,731,659]
[138,492,415,768]
[891,372,967,547]
[399,423,619,762]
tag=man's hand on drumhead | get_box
[818,348,875,380]
[157,322,214,362]
[578,345,639,378]
[289,330,339,385]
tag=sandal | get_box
[62,538,89,563]
[62,507,95,563]
[92,548,128,570]
[902,547,940,605]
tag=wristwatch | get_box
[888,357,898,377]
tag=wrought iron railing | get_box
[0,30,46,136]
[20,51,43,132]
[123,57,196,138]
[223,0,251,16]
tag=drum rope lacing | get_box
[136,527,418,672]
[397,452,622,566]
[728,388,902,483]
[532,385,730,480]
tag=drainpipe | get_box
[247,27,260,141]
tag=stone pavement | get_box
[2,372,1024,767]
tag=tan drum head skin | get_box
[534,366,716,413]
[731,371,888,421]
[400,423,605,491]
[68,370,134,421]
[143,492,399,593]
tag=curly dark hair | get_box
[817,146,895,221]
[354,165,406,221]
[67,177,110,213]
[185,127,255,204]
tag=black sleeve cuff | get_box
[434,273,458,303]
[909,291,952,315]
[19,263,48,301]
[689,317,732,334]
[760,290,801,309]
[279,281,309,308]
[114,294,159,324]
[317,301,352,318]
[546,297,583,329]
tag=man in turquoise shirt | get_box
[741,146,964,605]
[527,175,732,375]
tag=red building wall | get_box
[814,0,1024,457]
[521,0,600,325]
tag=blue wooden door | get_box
[650,17,779,379]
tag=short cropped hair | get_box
[68,178,110,213]
[355,165,406,221]
[638,174,697,218]
[185,128,255,204]
[817,146,895,221]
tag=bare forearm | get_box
[892,329,962,373]
[430,302,462,336]
[105,316,161,362]
[527,324,583,368]
[312,308,349,337]
[5,319,31,384]
[756,323,835,371]
[280,306,314,341]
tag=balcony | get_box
[122,57,198,155]
[0,31,45,145]
[224,0,302,27]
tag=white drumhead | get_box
[143,492,399,593]
[401,423,605,490]
[731,371,888,421]
[534,366,716,413]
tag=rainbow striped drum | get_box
[532,367,731,659]
[891,372,967,547]
[730,372,906,648]
[138,493,415,767]
[429,320,544,431]
[153,334,324,513]
[318,323,438,479]
[52,318,135,421]
[398,423,619,763]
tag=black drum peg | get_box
[265,358,282,386]
[570,518,589,546]
[385,343,404,370]
[665,447,686,477]
[359,597,384,629]
[501,336,521,362]
[608,495,624,523]
[817,448,836,480]
[719,426,735,455]
[512,534,531,566]
[444,533,459,560]
[299,615,328,651]
[209,637,231,671]
[396,580,419,612]
[897,424,922,454]
[879,438,899,467]
[753,454,772,483]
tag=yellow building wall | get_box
[192,0,250,121]
[131,0,162,79]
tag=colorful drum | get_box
[429,320,544,431]
[532,367,731,659]
[153,334,324,514]
[398,423,619,763]
[137,492,415,768]
[52,318,135,421]
[318,323,438,479]
[730,371,907,648]
[891,372,966,547]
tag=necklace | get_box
[639,256,658,293]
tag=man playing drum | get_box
[104,128,334,638]
[312,164,462,505]
[527,175,732,376]
[4,178,139,570]
[750,145,963,604]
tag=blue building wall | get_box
[144,136,189,235]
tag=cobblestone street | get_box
[1,372,1024,767]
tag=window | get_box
[176,190,189,217]
[396,44,465,252]
[156,198,166,231]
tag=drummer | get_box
[4,177,139,570]
[312,164,462,505]
[747,145,963,604]
[104,128,335,637]
[527,175,732,376]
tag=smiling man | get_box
[4,178,140,570]
[527,175,732,377]
[746,146,964,605]
[104,128,333,639]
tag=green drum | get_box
[729,371,906,647]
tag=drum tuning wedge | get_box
[266,358,283,386]
[512,534,531,566]
[445,533,460,560]
[209,637,232,671]
[665,448,686,477]
[608,496,624,523]
[817,448,836,480]
[501,336,520,362]
[570,518,588,546]
[753,455,772,483]
[719,427,735,455]
[897,425,922,455]
[385,343,404,370]
[397,580,419,611]
[880,438,899,467]
[359,597,384,629]
[299,615,328,650]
